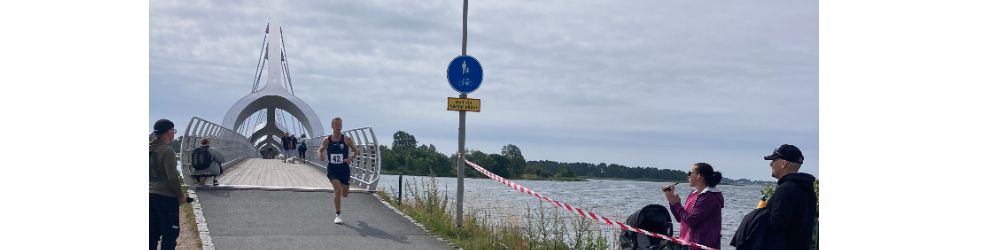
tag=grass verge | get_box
[377,175,617,250]
[181,202,202,249]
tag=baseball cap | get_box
[153,119,175,136]
[764,144,803,164]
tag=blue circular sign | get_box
[447,55,483,94]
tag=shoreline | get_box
[381,172,748,186]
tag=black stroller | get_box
[620,204,682,250]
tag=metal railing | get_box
[300,126,381,191]
[179,116,258,186]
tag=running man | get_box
[317,117,359,224]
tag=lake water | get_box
[380,175,767,250]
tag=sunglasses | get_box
[687,171,699,177]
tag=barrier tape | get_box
[461,154,717,250]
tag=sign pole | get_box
[455,0,468,229]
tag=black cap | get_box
[153,119,175,137]
[764,144,803,164]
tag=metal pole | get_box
[462,0,467,56]
[456,0,468,229]
[398,173,403,205]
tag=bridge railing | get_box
[301,126,381,191]
[179,116,258,186]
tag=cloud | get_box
[150,0,818,181]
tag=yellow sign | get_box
[447,97,481,112]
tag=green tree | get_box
[392,131,418,150]
[379,145,399,171]
[464,150,496,178]
[557,163,577,178]
[169,138,182,152]
[502,144,526,178]
[490,153,510,179]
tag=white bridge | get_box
[166,23,381,192]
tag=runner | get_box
[317,117,359,224]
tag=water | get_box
[380,175,765,250]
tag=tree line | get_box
[159,132,751,184]
[379,131,745,183]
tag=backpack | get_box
[620,204,681,250]
[299,140,307,150]
[192,146,213,170]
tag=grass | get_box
[181,202,203,249]
[376,175,619,250]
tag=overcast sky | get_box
[149,0,818,181]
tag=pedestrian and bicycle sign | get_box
[447,55,483,94]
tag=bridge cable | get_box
[251,32,267,92]
[280,27,293,95]
[277,109,287,136]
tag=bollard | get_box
[398,173,403,204]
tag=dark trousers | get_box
[150,193,180,250]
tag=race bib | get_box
[329,154,344,164]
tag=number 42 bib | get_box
[329,154,344,164]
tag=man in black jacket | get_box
[762,144,817,250]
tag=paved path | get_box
[197,189,454,250]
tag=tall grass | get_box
[377,175,621,250]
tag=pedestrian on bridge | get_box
[297,133,307,164]
[191,138,225,186]
[318,117,359,224]
[282,132,292,163]
[290,133,298,162]
[149,119,186,250]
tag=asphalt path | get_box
[196,189,454,250]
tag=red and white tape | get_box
[461,154,717,250]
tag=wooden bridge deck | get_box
[196,158,364,192]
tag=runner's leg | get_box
[331,179,343,213]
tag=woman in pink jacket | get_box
[664,163,725,250]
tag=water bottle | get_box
[757,195,767,209]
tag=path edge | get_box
[370,193,461,249]
[187,189,215,250]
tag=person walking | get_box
[281,132,291,163]
[297,133,308,164]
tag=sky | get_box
[149,0,818,182]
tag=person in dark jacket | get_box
[281,132,291,163]
[762,144,817,250]
[664,163,725,250]
[297,134,308,164]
